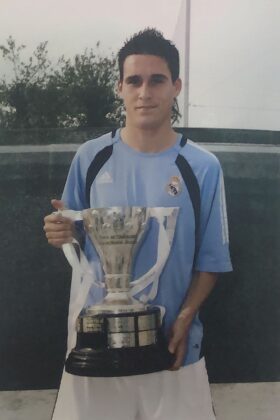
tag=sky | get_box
[0,0,183,68]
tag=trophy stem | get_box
[105,274,131,293]
[104,291,135,305]
[102,274,146,309]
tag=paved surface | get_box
[0,383,279,420]
[211,383,280,420]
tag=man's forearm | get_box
[178,271,218,325]
[168,271,218,369]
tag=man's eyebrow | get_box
[150,74,168,80]
[124,74,168,83]
[124,75,141,83]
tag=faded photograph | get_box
[0,1,279,419]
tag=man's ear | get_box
[174,78,182,97]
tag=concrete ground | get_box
[0,383,279,420]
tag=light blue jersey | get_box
[62,129,232,366]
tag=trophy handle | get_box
[58,210,104,288]
[130,208,179,306]
[60,241,93,353]
[58,210,106,352]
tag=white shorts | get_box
[52,357,215,420]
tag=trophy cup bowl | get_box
[64,207,177,377]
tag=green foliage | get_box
[52,50,118,127]
[0,37,119,129]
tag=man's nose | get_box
[138,82,152,100]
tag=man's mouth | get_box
[135,105,157,110]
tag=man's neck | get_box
[120,124,178,153]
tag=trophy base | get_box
[65,307,174,377]
[65,340,173,377]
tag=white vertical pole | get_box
[172,0,191,127]
[184,0,191,127]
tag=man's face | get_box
[118,54,181,130]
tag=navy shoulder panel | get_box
[175,152,201,268]
[85,144,113,207]
[85,130,117,207]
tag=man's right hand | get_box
[43,199,74,248]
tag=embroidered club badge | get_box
[166,176,182,196]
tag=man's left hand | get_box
[168,316,190,370]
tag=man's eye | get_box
[151,78,164,84]
[127,77,141,85]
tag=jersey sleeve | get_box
[195,159,233,273]
[61,150,87,210]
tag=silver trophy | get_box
[61,206,178,377]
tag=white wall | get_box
[186,0,280,130]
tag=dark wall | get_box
[0,139,279,390]
[0,150,73,390]
[201,145,280,383]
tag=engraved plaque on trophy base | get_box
[65,307,174,376]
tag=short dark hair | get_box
[118,28,180,82]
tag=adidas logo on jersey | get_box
[96,171,113,184]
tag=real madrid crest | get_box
[166,176,182,196]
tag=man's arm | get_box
[168,271,217,370]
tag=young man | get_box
[44,29,232,420]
